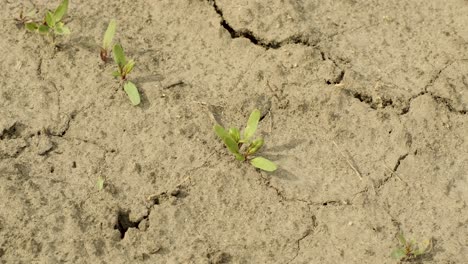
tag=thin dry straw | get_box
[332,140,363,180]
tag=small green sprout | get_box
[214,109,277,172]
[112,44,141,106]
[96,176,105,191]
[25,0,70,38]
[100,19,116,62]
[391,233,432,261]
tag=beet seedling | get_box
[214,109,277,172]
[25,0,70,38]
[100,19,116,62]
[112,44,141,106]
[391,233,432,261]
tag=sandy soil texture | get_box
[1,0,467,263]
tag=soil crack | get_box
[208,2,465,115]
[376,153,408,190]
[287,228,314,264]
[401,61,466,115]
[257,172,356,208]
[393,153,408,172]
[208,0,319,50]
[207,0,347,88]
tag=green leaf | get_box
[250,157,277,172]
[234,153,245,161]
[102,19,116,50]
[124,81,141,106]
[390,248,406,260]
[228,127,240,143]
[54,0,69,22]
[214,124,229,140]
[112,70,121,77]
[38,25,50,34]
[113,44,126,68]
[122,59,135,76]
[45,11,55,27]
[54,22,70,35]
[25,22,38,31]
[60,25,70,35]
[243,109,261,141]
[247,138,264,155]
[214,125,243,160]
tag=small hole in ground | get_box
[114,211,144,239]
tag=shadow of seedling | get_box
[214,109,277,172]
[264,139,302,153]
[259,139,304,180]
[391,233,433,262]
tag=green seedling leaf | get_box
[214,124,229,140]
[214,125,244,161]
[96,177,105,191]
[54,22,70,35]
[112,70,121,77]
[124,81,141,106]
[122,59,135,76]
[390,248,406,260]
[60,25,70,35]
[247,138,264,155]
[243,109,260,141]
[54,0,69,22]
[234,153,245,161]
[250,157,277,172]
[25,22,38,31]
[228,127,240,143]
[102,19,116,50]
[38,25,50,34]
[113,44,126,68]
[45,11,56,27]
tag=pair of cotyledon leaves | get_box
[214,109,277,172]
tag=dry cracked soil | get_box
[1,0,467,263]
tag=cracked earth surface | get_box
[1,0,467,263]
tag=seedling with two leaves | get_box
[112,44,141,106]
[25,0,70,38]
[391,233,432,261]
[214,109,277,172]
